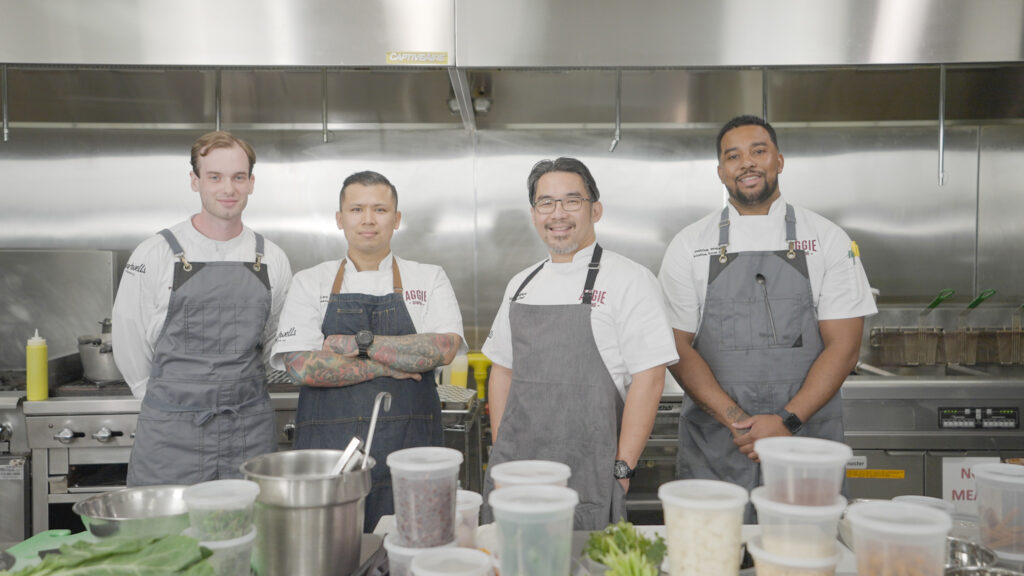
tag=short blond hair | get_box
[190,131,256,176]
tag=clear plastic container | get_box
[488,484,578,576]
[746,535,841,576]
[183,479,260,541]
[658,479,748,576]
[972,462,1024,561]
[755,437,853,506]
[845,500,952,576]
[184,526,256,576]
[383,534,457,576]
[410,547,494,576]
[751,486,846,558]
[387,447,464,548]
[489,459,571,489]
[455,489,483,548]
[892,494,955,514]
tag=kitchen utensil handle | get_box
[926,288,956,310]
[966,289,997,309]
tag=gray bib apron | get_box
[128,229,276,486]
[483,245,626,531]
[677,205,843,512]
[294,260,441,533]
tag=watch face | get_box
[614,460,633,479]
[356,331,373,346]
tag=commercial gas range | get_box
[0,389,30,550]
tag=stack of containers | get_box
[384,447,464,576]
[748,437,853,576]
[488,484,579,576]
[182,479,261,576]
[658,479,749,575]
[972,462,1024,567]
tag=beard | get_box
[547,239,580,255]
[727,172,778,207]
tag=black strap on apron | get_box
[511,244,603,303]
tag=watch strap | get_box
[777,409,803,434]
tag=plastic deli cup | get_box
[387,447,464,548]
[383,534,457,576]
[845,500,952,576]
[658,479,748,576]
[183,479,260,541]
[184,526,257,576]
[488,484,578,576]
[755,437,853,505]
[972,462,1024,561]
[410,547,494,576]
[746,535,841,576]
[455,489,483,548]
[489,460,572,489]
[751,486,847,558]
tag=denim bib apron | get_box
[483,245,626,530]
[128,229,275,486]
[294,259,441,533]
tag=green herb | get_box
[1,535,216,576]
[583,520,667,576]
[194,508,252,541]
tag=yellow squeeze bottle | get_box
[26,329,48,401]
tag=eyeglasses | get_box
[532,197,593,214]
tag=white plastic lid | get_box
[456,489,483,511]
[383,534,457,558]
[754,437,853,466]
[183,525,257,549]
[750,486,847,518]
[410,547,493,576]
[658,479,748,510]
[27,329,45,346]
[184,479,260,510]
[387,447,464,472]
[972,462,1024,486]
[489,460,571,486]
[892,494,955,514]
[746,535,841,570]
[845,501,953,537]
[488,484,578,515]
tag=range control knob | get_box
[0,423,12,442]
[282,422,296,443]
[53,428,85,444]
[91,427,124,442]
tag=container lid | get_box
[892,494,956,514]
[745,535,841,570]
[971,462,1024,486]
[410,547,494,576]
[845,501,952,537]
[387,447,464,472]
[489,460,571,486]
[488,484,578,515]
[658,479,748,510]
[183,526,257,549]
[754,437,853,466]
[184,479,260,510]
[457,489,483,511]
[750,486,847,518]
[382,534,457,557]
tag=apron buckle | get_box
[718,245,728,264]
[179,254,193,272]
[787,241,796,260]
[253,253,263,272]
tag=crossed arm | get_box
[284,332,462,387]
[668,317,862,460]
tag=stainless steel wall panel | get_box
[768,69,940,123]
[0,0,455,67]
[977,125,1024,299]
[456,0,1024,68]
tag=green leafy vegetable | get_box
[583,520,667,576]
[1,535,216,576]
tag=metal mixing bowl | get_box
[946,568,1024,575]
[947,537,998,570]
[72,484,190,538]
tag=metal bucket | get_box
[241,449,374,576]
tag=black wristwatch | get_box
[777,409,804,435]
[355,330,374,359]
[613,460,636,479]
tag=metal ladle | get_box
[362,391,392,470]
[328,435,363,476]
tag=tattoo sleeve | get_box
[324,333,461,373]
[283,351,398,387]
[725,405,752,435]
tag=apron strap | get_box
[158,229,193,272]
[511,261,546,302]
[331,258,405,295]
[784,203,797,260]
[581,244,603,305]
[717,207,730,264]
[253,232,265,272]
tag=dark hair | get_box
[716,115,780,158]
[526,157,601,204]
[339,171,398,209]
[190,131,256,175]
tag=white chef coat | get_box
[269,253,467,371]
[112,218,292,398]
[658,197,877,335]
[482,242,679,401]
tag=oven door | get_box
[0,454,30,550]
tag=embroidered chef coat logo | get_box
[405,289,428,307]
[125,262,147,274]
[580,290,607,307]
